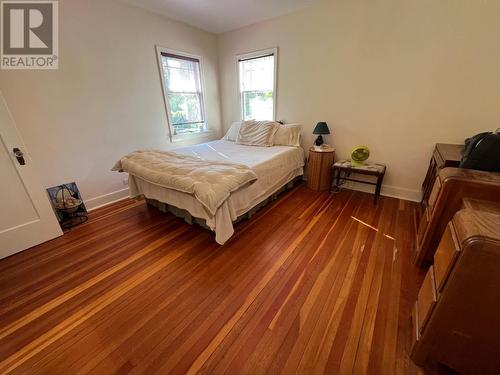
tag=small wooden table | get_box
[332,160,386,204]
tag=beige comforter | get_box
[112,150,257,215]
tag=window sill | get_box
[170,129,216,143]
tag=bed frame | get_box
[145,176,302,230]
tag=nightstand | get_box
[307,147,335,191]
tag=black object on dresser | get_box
[460,129,500,171]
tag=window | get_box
[238,48,277,121]
[156,47,207,139]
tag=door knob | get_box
[13,147,25,165]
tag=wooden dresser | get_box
[411,208,500,374]
[415,167,500,266]
[421,143,463,208]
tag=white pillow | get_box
[236,120,279,147]
[222,121,243,142]
[274,123,302,147]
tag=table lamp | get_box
[313,122,330,146]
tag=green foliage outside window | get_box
[243,91,273,120]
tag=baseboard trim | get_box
[341,181,421,202]
[85,188,130,211]
[83,181,420,213]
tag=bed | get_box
[124,139,305,244]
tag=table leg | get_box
[374,173,383,204]
[331,168,338,192]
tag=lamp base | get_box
[314,135,324,146]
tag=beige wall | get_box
[2,0,498,206]
[217,0,500,200]
[0,0,221,208]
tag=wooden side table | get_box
[332,160,386,204]
[307,147,335,191]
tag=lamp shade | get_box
[313,122,330,135]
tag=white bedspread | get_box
[128,140,305,244]
[112,150,257,215]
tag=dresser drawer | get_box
[417,266,437,333]
[428,178,441,214]
[433,223,460,292]
[412,302,420,343]
[433,148,445,168]
[409,302,420,358]
[417,207,430,248]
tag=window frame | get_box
[236,47,278,122]
[155,46,212,142]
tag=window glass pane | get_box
[243,91,273,121]
[173,122,205,135]
[239,53,275,121]
[159,52,206,136]
[239,55,274,92]
[162,56,200,92]
[167,93,203,124]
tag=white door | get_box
[0,92,62,259]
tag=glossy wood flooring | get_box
[0,186,427,374]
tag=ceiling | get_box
[122,0,322,34]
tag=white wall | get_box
[2,0,499,207]
[0,0,222,209]
[217,0,500,201]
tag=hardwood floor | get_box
[0,186,427,374]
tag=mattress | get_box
[128,140,305,244]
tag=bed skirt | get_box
[146,176,301,230]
